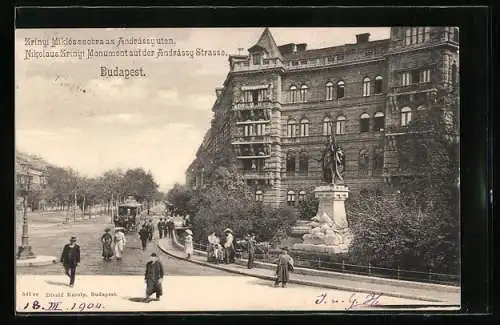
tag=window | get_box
[298,191,306,202]
[451,62,457,85]
[365,49,373,57]
[300,85,308,103]
[405,27,431,45]
[362,77,371,97]
[255,190,263,202]
[299,152,309,175]
[287,119,297,137]
[401,107,412,126]
[401,72,411,86]
[253,53,262,65]
[256,120,265,136]
[446,27,459,43]
[336,116,346,135]
[358,149,369,176]
[411,70,420,84]
[337,81,345,98]
[258,88,267,102]
[374,112,385,131]
[326,81,334,100]
[336,54,344,62]
[360,113,370,132]
[419,69,431,83]
[323,117,332,136]
[374,76,383,94]
[243,122,254,136]
[243,90,252,103]
[286,152,296,176]
[287,191,296,206]
[300,118,309,137]
[289,85,298,103]
[327,56,335,63]
[373,148,384,175]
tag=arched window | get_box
[286,152,296,176]
[337,81,345,99]
[300,118,309,137]
[374,112,385,131]
[336,116,346,135]
[373,148,384,175]
[325,81,334,100]
[323,117,332,136]
[299,152,309,176]
[289,85,297,103]
[255,190,263,202]
[362,77,371,97]
[401,107,412,126]
[298,190,306,202]
[358,149,369,176]
[374,75,383,94]
[300,84,308,103]
[287,119,297,137]
[287,191,296,206]
[360,113,370,133]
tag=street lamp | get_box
[17,167,36,260]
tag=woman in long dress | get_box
[114,229,126,260]
[101,228,113,261]
[274,247,294,288]
[184,230,194,259]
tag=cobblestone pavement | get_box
[16,211,236,276]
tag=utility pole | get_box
[17,168,35,260]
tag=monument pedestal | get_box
[292,184,352,254]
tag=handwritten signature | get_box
[315,292,382,310]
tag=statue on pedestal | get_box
[317,122,345,185]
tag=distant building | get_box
[186,27,459,207]
[16,151,49,210]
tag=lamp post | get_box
[17,168,36,260]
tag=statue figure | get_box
[317,122,345,185]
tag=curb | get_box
[157,239,449,304]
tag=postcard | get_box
[15,27,460,313]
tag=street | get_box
[16,210,234,276]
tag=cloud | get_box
[91,113,147,125]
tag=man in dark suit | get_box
[144,253,164,301]
[60,236,80,287]
[139,224,149,250]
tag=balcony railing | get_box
[236,153,271,159]
[232,101,273,111]
[241,170,272,180]
[391,83,437,95]
[235,119,271,125]
[232,135,272,145]
[231,58,284,72]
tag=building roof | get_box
[248,27,283,60]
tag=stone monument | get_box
[292,126,353,254]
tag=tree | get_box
[297,190,319,219]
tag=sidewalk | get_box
[158,237,460,305]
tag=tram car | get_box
[114,196,143,232]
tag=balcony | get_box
[232,101,273,111]
[241,170,272,180]
[232,135,272,145]
[235,119,271,125]
[231,58,284,72]
[390,83,437,95]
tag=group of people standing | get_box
[206,228,236,265]
[138,219,155,250]
[156,217,175,239]
[101,227,127,261]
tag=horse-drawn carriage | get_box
[114,196,143,232]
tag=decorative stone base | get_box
[291,243,348,254]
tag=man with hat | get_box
[101,228,113,261]
[60,236,81,287]
[139,223,149,251]
[157,218,165,239]
[144,252,164,302]
[147,219,154,242]
[246,233,257,269]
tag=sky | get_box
[16,27,390,191]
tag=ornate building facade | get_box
[186,27,459,207]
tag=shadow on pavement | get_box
[45,280,69,287]
[125,297,152,303]
[248,278,277,288]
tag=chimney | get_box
[356,33,370,43]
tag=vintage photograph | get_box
[15,27,460,312]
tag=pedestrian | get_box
[114,228,126,260]
[147,219,154,242]
[184,229,194,259]
[247,233,256,269]
[60,236,80,287]
[101,228,113,261]
[139,225,149,250]
[207,231,217,263]
[184,214,191,227]
[157,218,165,239]
[223,228,235,264]
[274,247,294,288]
[144,253,164,302]
[167,217,175,238]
